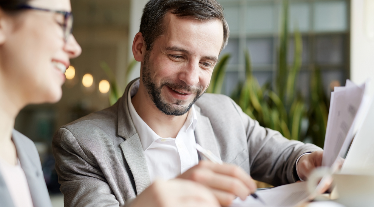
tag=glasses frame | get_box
[17,5,73,42]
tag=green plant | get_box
[225,0,328,145]
[207,54,231,94]
[101,59,138,105]
[306,67,329,147]
[229,0,305,141]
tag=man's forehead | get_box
[160,13,224,56]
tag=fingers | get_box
[198,161,257,192]
[335,157,345,170]
[131,179,220,207]
[170,179,220,207]
[297,151,324,180]
[178,161,257,203]
[210,189,235,207]
[317,177,333,194]
[312,151,323,167]
[188,167,251,200]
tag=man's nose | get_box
[179,61,200,87]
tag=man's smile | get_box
[166,85,194,101]
[169,86,192,95]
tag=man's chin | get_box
[156,102,192,116]
[155,91,203,116]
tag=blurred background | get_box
[13,0,374,206]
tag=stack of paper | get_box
[341,89,374,171]
[230,182,310,207]
[322,80,371,169]
[231,80,374,207]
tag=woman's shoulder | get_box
[12,130,35,147]
[12,130,39,159]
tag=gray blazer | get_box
[0,130,52,207]
[52,79,321,207]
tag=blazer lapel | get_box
[12,131,51,207]
[117,79,151,195]
[194,105,221,160]
[0,171,15,207]
[120,135,150,195]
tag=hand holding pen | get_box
[178,144,264,206]
[195,144,266,205]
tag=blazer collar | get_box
[117,78,151,195]
[12,131,38,173]
[11,130,50,207]
[0,131,39,207]
[193,104,221,160]
[0,169,15,207]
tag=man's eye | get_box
[169,55,184,60]
[200,62,213,68]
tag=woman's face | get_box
[0,0,81,105]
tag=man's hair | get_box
[0,0,30,11]
[139,0,229,51]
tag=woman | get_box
[0,0,81,206]
[0,1,219,207]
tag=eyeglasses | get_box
[17,5,73,42]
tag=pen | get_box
[195,144,266,205]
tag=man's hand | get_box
[130,179,219,207]
[178,161,257,206]
[296,151,324,181]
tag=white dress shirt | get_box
[0,159,33,207]
[128,80,199,182]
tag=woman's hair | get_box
[0,0,30,11]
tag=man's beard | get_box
[141,53,205,116]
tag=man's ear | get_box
[132,32,146,62]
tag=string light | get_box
[65,66,75,80]
[82,74,93,87]
[99,80,110,93]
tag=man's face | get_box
[141,13,224,116]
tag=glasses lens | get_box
[64,14,73,42]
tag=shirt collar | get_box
[185,105,197,132]
[127,80,198,151]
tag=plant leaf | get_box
[207,54,230,94]
[245,50,252,77]
[276,0,289,102]
[285,26,302,106]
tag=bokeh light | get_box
[65,66,75,80]
[82,74,93,87]
[99,80,110,94]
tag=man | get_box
[53,0,323,206]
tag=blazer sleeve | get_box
[52,127,127,207]
[229,99,322,186]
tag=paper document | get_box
[342,96,374,171]
[231,79,374,206]
[322,80,367,167]
[230,182,309,207]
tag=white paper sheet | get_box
[230,182,309,207]
[338,94,372,161]
[342,96,374,171]
[322,81,366,167]
[232,79,372,206]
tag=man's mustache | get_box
[162,81,204,94]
